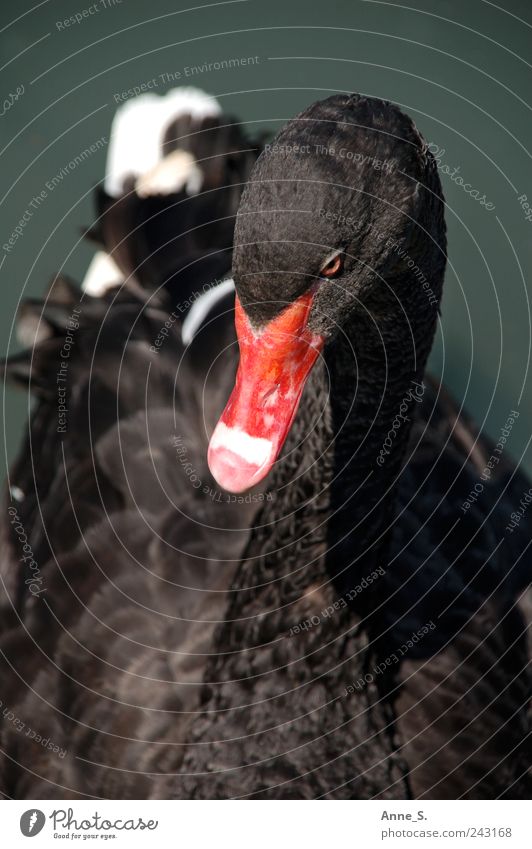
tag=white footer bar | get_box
[3,800,529,848]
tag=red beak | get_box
[208,290,324,493]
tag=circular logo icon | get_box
[20,810,46,837]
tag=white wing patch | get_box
[181,277,235,345]
[104,87,221,197]
[135,149,203,198]
[81,251,123,296]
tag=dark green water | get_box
[1,0,531,482]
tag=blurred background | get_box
[1,0,531,480]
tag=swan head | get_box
[208,93,447,493]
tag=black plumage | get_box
[0,93,530,800]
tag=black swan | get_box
[178,93,532,799]
[1,92,530,800]
[0,89,263,798]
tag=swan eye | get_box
[320,253,344,279]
